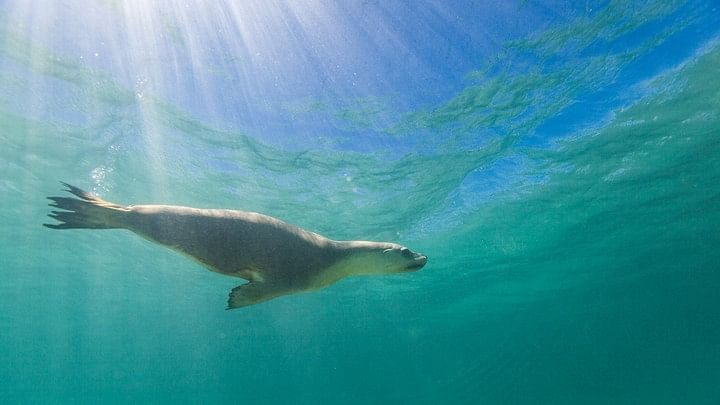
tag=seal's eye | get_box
[400,247,413,259]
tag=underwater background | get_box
[1,1,719,403]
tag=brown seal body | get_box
[45,183,428,309]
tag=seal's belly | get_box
[125,206,325,285]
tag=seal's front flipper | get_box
[226,283,284,310]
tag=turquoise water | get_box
[2,1,720,403]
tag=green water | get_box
[2,2,720,404]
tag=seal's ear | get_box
[383,248,392,254]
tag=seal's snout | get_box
[406,253,428,271]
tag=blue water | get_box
[2,1,720,403]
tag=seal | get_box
[44,183,428,309]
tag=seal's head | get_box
[381,244,428,272]
[340,241,427,276]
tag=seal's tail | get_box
[43,182,130,230]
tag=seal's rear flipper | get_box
[227,283,284,310]
[43,182,130,230]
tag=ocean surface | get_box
[1,1,719,403]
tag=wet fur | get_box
[45,183,426,309]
